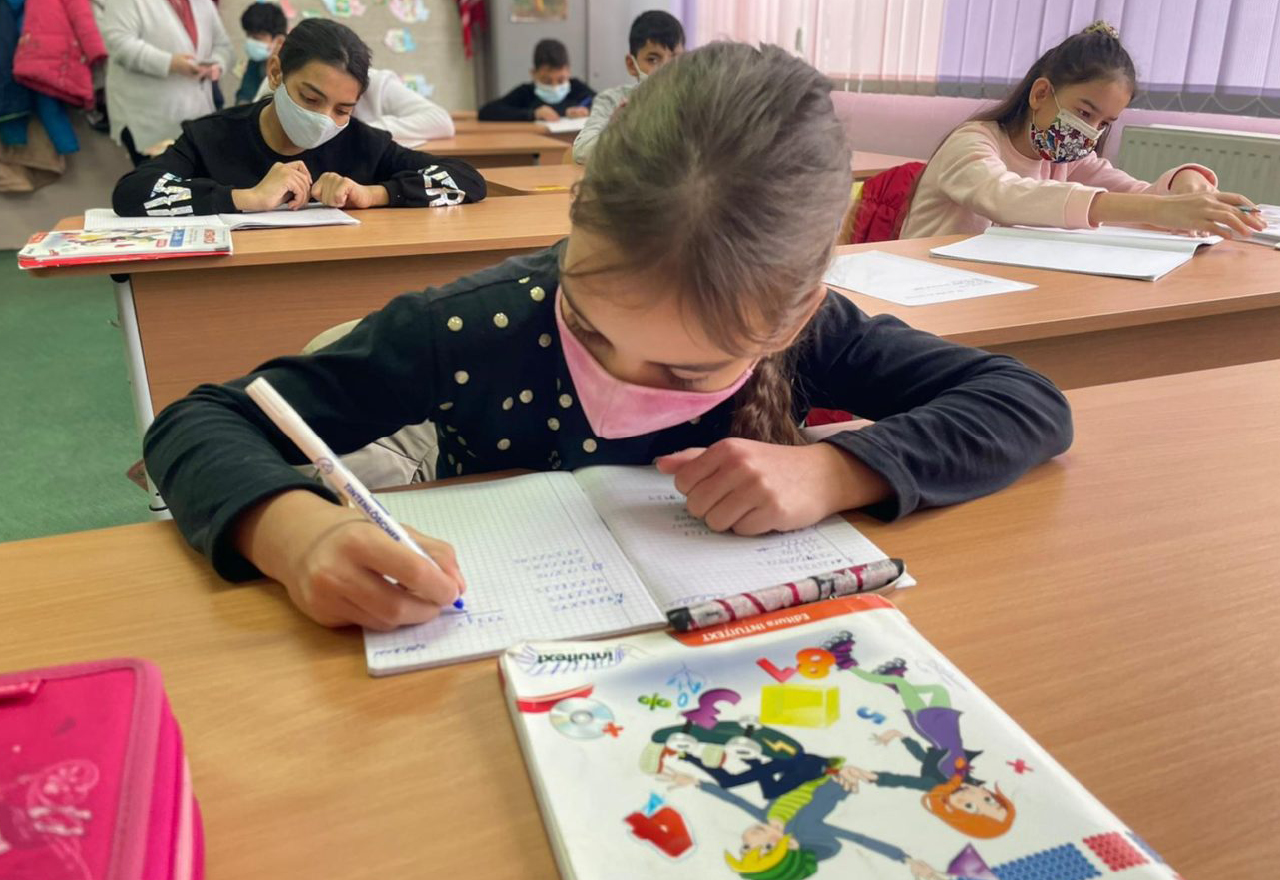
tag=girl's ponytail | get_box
[729,352,806,446]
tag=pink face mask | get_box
[555,290,753,439]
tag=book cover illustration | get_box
[19,228,230,266]
[502,598,1180,880]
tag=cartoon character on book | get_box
[640,718,947,879]
[839,645,1014,840]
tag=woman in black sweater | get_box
[113,19,484,217]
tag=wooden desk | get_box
[452,119,544,134]
[451,121,583,146]
[483,164,583,196]
[419,132,570,167]
[450,109,477,121]
[830,236,1280,389]
[39,194,571,425]
[852,150,916,180]
[3,361,1277,878]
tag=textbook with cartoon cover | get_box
[17,227,232,269]
[499,596,1179,880]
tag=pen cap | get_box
[665,608,694,633]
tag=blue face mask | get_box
[534,81,571,105]
[245,38,272,62]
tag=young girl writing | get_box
[144,43,1073,632]
[902,22,1266,240]
[111,19,485,217]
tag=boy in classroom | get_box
[143,44,1073,633]
[478,38,595,122]
[111,18,484,216]
[573,10,684,164]
[235,2,287,105]
[902,21,1266,240]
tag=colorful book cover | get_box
[17,227,232,268]
[499,596,1179,880]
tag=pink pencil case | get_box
[0,659,203,880]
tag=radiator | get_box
[1116,124,1280,204]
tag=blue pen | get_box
[246,377,465,611]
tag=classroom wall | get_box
[1,116,133,250]
[217,0,477,112]
[482,0,685,100]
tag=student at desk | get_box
[478,39,594,123]
[573,10,684,165]
[112,19,484,216]
[144,44,1072,633]
[902,21,1265,240]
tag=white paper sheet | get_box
[931,226,1207,281]
[541,117,587,134]
[823,251,1036,306]
[83,205,359,232]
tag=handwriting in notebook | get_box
[573,465,890,612]
[366,472,662,672]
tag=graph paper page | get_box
[573,465,908,611]
[364,473,664,675]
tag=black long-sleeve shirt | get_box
[477,78,595,122]
[112,98,486,216]
[143,244,1073,582]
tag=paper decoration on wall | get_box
[511,0,567,22]
[400,74,435,97]
[390,0,430,24]
[280,0,298,19]
[384,28,417,53]
[321,0,367,17]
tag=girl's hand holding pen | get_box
[235,489,466,630]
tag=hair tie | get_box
[1083,20,1119,39]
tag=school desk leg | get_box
[113,275,171,521]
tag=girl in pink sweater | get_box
[902,22,1266,240]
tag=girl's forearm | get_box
[1089,191,1158,226]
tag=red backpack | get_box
[809,162,927,428]
[850,161,926,244]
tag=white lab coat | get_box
[254,68,455,147]
[96,0,232,152]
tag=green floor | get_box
[1,251,150,542]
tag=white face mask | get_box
[630,56,648,82]
[272,81,346,150]
[534,81,571,105]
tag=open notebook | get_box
[541,117,587,134]
[83,205,359,232]
[366,466,909,675]
[499,597,1182,879]
[932,225,1223,281]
